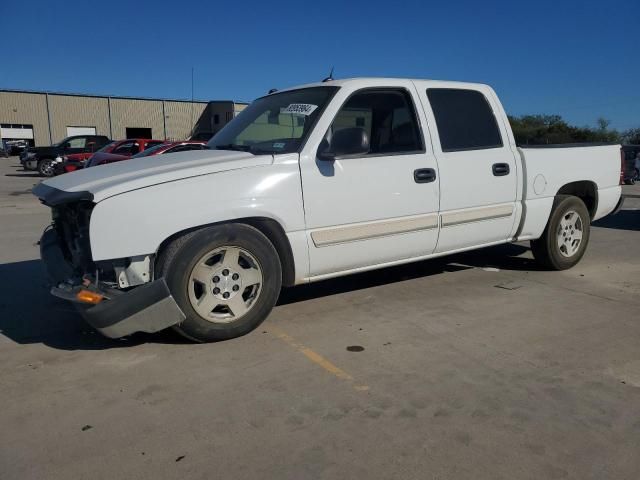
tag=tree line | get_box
[508,114,640,146]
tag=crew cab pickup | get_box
[33,78,623,342]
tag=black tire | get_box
[38,158,55,177]
[531,195,590,270]
[157,224,282,342]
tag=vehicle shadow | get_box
[593,209,640,232]
[4,173,42,178]
[1,243,534,350]
[0,259,187,350]
[278,243,536,305]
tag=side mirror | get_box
[318,127,370,160]
[64,142,72,149]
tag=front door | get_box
[300,83,440,278]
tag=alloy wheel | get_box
[556,210,583,258]
[187,246,263,323]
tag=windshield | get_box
[207,86,338,154]
[52,137,70,147]
[131,143,169,158]
[95,141,115,153]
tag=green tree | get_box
[508,114,621,145]
[622,128,640,144]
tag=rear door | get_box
[416,85,518,253]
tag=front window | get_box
[329,88,423,155]
[68,137,86,149]
[208,86,338,155]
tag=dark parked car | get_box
[621,145,640,185]
[6,139,29,155]
[20,135,111,176]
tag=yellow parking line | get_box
[270,328,369,392]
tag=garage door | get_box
[0,124,34,140]
[66,126,96,136]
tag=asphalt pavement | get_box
[1,157,639,479]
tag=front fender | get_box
[89,161,305,261]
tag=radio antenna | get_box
[322,66,334,82]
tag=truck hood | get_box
[34,149,273,205]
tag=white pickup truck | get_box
[33,78,624,342]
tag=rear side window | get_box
[427,88,503,152]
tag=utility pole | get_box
[190,67,195,138]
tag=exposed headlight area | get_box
[52,201,95,274]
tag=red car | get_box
[61,138,165,173]
[85,140,207,167]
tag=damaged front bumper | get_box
[40,228,185,338]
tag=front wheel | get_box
[38,158,55,177]
[531,195,590,270]
[157,224,282,342]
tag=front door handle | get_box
[492,163,510,176]
[414,168,437,183]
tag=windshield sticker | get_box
[272,142,286,149]
[280,103,318,116]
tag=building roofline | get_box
[0,87,243,105]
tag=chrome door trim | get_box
[311,213,439,247]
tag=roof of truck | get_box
[269,77,491,94]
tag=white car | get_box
[33,77,624,342]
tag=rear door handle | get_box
[492,163,510,176]
[414,168,437,183]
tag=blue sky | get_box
[1,0,638,129]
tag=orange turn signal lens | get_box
[76,290,104,305]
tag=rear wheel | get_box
[157,224,282,342]
[531,195,590,270]
[38,158,55,177]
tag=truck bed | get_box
[515,144,622,240]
